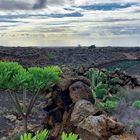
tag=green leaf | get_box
[61,132,80,140]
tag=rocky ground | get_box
[0,91,45,139]
[0,46,140,67]
[0,46,140,140]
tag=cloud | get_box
[33,0,47,9]
[78,3,138,11]
[48,12,83,18]
[0,0,48,10]
[0,0,71,10]
[0,0,140,46]
[74,0,140,6]
[0,0,32,10]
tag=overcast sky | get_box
[0,0,140,47]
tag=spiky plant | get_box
[61,132,80,140]
[20,129,49,140]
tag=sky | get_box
[0,0,140,47]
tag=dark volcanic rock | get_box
[42,74,93,139]
[69,81,93,103]
[78,115,124,140]
[70,100,102,126]
[0,46,140,68]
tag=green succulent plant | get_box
[0,61,61,132]
[32,129,49,140]
[20,133,32,140]
[85,68,120,100]
[94,82,108,99]
[20,131,79,140]
[61,132,80,140]
[20,129,49,140]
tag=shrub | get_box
[88,45,96,49]
[96,98,119,113]
[105,100,118,113]
[132,100,140,109]
[0,61,61,132]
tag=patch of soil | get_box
[0,90,45,138]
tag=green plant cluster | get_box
[20,129,49,140]
[132,100,140,109]
[0,61,61,91]
[61,132,80,140]
[88,44,96,49]
[0,61,61,132]
[85,68,120,99]
[20,131,79,140]
[96,97,119,113]
[96,100,118,113]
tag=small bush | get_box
[88,45,96,49]
[105,100,118,113]
[96,99,118,113]
[132,100,140,109]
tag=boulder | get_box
[57,78,72,91]
[108,133,138,140]
[106,117,124,135]
[71,100,101,126]
[69,81,93,103]
[108,135,120,140]
[57,74,90,91]
[78,115,124,140]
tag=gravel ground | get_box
[0,46,140,68]
[0,90,45,138]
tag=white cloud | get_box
[0,0,140,46]
[74,0,140,6]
